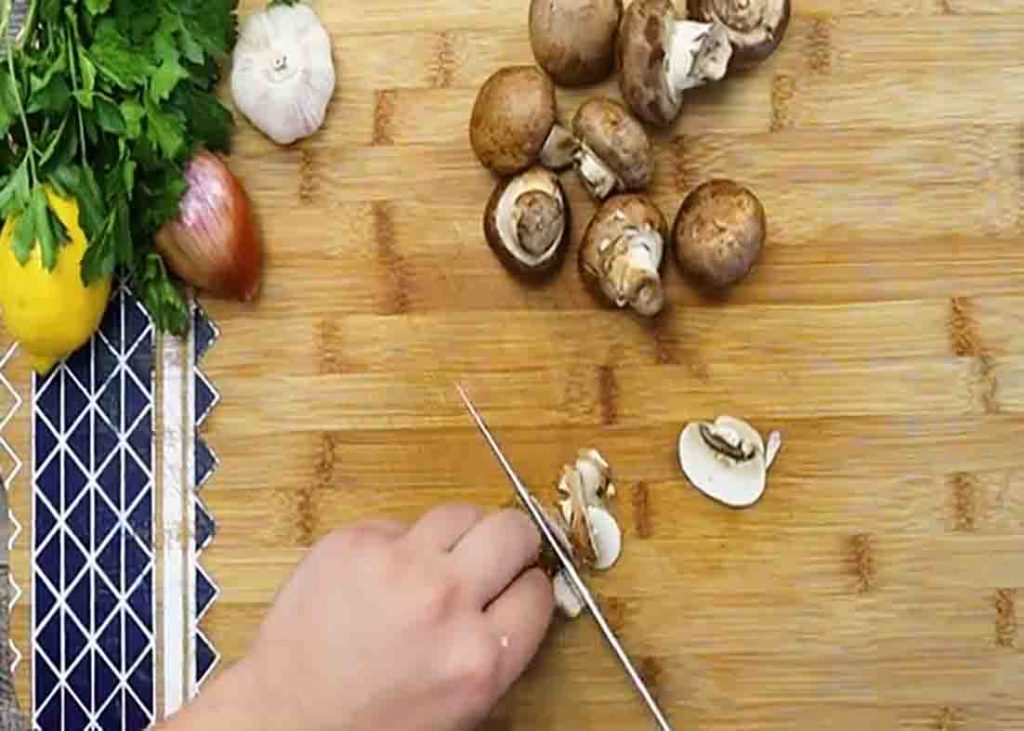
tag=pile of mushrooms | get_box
[468,1,790,518]
[536,449,623,618]
[468,0,787,309]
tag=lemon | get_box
[0,187,112,375]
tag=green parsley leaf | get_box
[12,202,36,265]
[150,57,188,102]
[144,95,185,159]
[89,20,152,89]
[119,98,145,139]
[95,96,125,134]
[30,185,60,269]
[84,0,113,16]
[132,252,189,335]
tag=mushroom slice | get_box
[553,571,585,618]
[579,195,669,317]
[560,467,600,567]
[673,179,767,290]
[765,430,783,470]
[678,415,767,508]
[484,167,570,279]
[588,506,623,571]
[529,0,623,87]
[687,0,791,67]
[470,66,575,176]
[571,98,653,201]
[617,0,734,128]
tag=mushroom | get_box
[469,66,577,176]
[555,449,621,571]
[678,415,768,508]
[541,449,623,619]
[483,167,570,279]
[579,194,669,317]
[529,0,623,87]
[672,179,766,290]
[571,98,652,201]
[617,0,734,127]
[553,572,585,618]
[687,0,791,67]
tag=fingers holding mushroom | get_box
[617,0,733,128]
[470,66,576,176]
[484,167,571,279]
[672,179,767,290]
[579,194,669,317]
[687,0,791,67]
[571,98,652,201]
[530,0,623,87]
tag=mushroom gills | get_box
[576,144,622,201]
[666,20,733,97]
[495,175,566,267]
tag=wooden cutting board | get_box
[8,0,1024,727]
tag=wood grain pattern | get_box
[5,0,1024,727]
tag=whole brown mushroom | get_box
[470,66,576,176]
[529,0,623,87]
[617,0,734,128]
[484,167,571,279]
[571,98,652,201]
[672,179,766,289]
[687,0,790,67]
[579,194,669,316]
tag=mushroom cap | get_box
[470,66,558,176]
[484,167,570,279]
[672,179,766,289]
[616,0,681,128]
[678,416,767,508]
[687,0,791,66]
[572,98,653,192]
[529,0,623,87]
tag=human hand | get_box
[171,505,554,731]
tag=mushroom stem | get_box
[539,123,579,171]
[666,20,733,99]
[603,226,665,316]
[576,145,621,201]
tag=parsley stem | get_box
[63,19,87,169]
[5,43,37,186]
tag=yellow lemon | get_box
[0,188,113,375]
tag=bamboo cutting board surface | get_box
[9,0,1024,727]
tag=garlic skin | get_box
[231,3,336,146]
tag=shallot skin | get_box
[156,150,263,302]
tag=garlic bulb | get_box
[231,3,336,146]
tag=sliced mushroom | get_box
[469,66,576,176]
[617,0,734,127]
[579,194,668,317]
[678,415,767,508]
[672,179,767,290]
[529,0,623,87]
[571,98,652,201]
[553,571,585,618]
[588,506,623,570]
[484,167,570,279]
[687,0,790,67]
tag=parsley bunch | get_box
[0,0,238,334]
